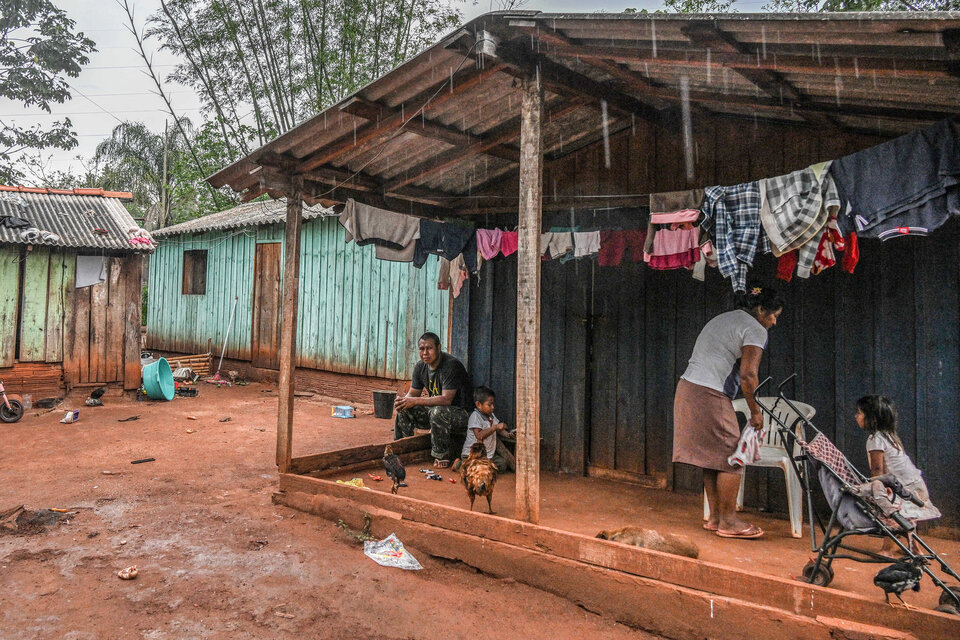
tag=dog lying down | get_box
[596,526,699,559]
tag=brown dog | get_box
[596,526,699,559]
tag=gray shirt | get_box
[681,310,767,398]
[461,409,500,458]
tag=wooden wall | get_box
[147,216,450,381]
[455,116,960,533]
[0,245,142,394]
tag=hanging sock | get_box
[842,232,859,274]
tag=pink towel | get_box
[500,231,519,257]
[728,426,762,468]
[649,209,700,225]
[476,228,503,260]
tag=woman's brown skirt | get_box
[673,378,743,474]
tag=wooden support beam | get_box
[341,96,520,163]
[276,177,304,473]
[300,165,458,207]
[515,75,542,524]
[382,99,584,193]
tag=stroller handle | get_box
[876,473,926,508]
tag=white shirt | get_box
[681,310,768,398]
[462,409,499,458]
[866,432,922,485]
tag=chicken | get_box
[461,442,497,513]
[874,557,924,606]
[89,387,106,400]
[596,526,699,559]
[382,445,405,494]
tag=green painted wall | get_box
[0,246,20,367]
[146,217,449,380]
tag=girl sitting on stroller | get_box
[856,395,941,551]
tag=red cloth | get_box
[647,248,700,270]
[622,229,647,263]
[777,251,798,282]
[598,230,626,266]
[500,231,518,257]
[842,232,859,274]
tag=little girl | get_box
[856,395,941,549]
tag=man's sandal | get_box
[433,459,450,469]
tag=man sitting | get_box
[394,332,471,468]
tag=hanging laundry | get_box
[413,219,478,272]
[623,229,647,263]
[339,199,420,261]
[573,231,601,258]
[759,161,838,257]
[598,230,626,266]
[811,217,846,276]
[877,226,929,241]
[842,232,859,274]
[540,231,573,260]
[0,215,30,229]
[700,182,769,293]
[76,255,106,288]
[830,119,960,239]
[436,255,469,298]
[776,251,798,283]
[500,230,518,257]
[646,225,700,270]
[649,189,705,215]
[476,228,503,260]
[649,209,700,226]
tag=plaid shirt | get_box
[700,182,769,293]
[759,162,833,256]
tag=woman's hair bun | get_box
[738,283,784,312]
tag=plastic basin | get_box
[142,357,175,401]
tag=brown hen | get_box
[461,441,498,513]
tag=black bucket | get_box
[373,390,396,419]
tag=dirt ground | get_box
[0,383,656,640]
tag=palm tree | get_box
[92,119,193,228]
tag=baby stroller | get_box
[753,375,960,612]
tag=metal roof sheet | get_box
[0,187,149,252]
[206,11,960,213]
[153,198,337,237]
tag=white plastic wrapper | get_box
[363,533,423,570]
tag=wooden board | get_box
[87,261,109,382]
[123,255,143,389]
[18,247,50,362]
[251,242,282,370]
[0,246,19,367]
[105,257,124,382]
[43,251,66,363]
[289,433,431,475]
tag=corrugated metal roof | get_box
[0,187,149,252]
[153,198,337,237]
[206,11,960,215]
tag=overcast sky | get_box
[1,0,760,182]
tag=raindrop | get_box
[853,58,859,79]
[680,76,694,183]
[706,49,712,85]
[761,26,767,60]
[631,113,636,136]
[815,43,821,66]
[450,67,454,93]
[872,70,877,89]
[651,21,657,58]
[353,122,356,145]
[835,77,842,107]
[601,100,611,169]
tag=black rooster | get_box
[89,387,106,400]
[874,557,925,607]
[382,445,406,494]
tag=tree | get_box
[92,120,200,228]
[147,0,462,160]
[0,0,96,184]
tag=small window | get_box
[182,250,207,295]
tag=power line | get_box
[2,107,203,117]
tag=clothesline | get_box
[338,119,960,296]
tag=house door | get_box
[251,243,282,369]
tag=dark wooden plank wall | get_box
[456,117,960,533]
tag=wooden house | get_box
[201,11,960,636]
[147,198,449,389]
[0,186,150,399]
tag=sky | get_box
[1,0,765,183]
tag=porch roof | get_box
[207,11,960,215]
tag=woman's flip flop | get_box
[703,522,719,532]
[716,524,764,539]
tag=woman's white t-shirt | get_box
[681,310,768,398]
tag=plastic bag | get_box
[363,533,422,570]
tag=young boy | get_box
[459,386,511,473]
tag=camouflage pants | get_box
[394,405,469,461]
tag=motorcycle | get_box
[0,379,24,423]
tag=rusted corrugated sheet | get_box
[0,188,148,252]
[153,199,337,237]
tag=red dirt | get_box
[0,384,655,640]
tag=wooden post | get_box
[277,177,304,472]
[515,76,543,524]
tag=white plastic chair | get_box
[703,397,816,538]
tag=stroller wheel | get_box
[939,586,960,609]
[801,561,834,587]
